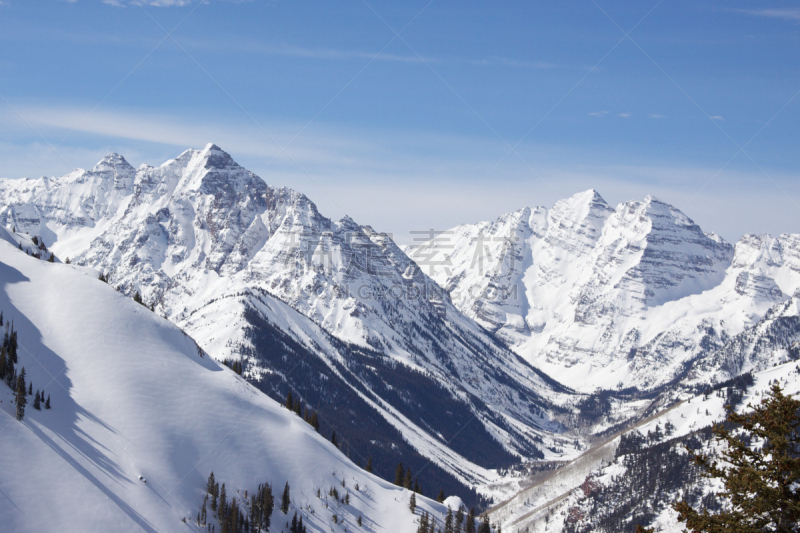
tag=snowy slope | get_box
[0,239,454,533]
[409,190,800,392]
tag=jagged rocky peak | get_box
[335,214,361,232]
[545,188,614,253]
[90,152,136,189]
[587,194,734,308]
[91,152,135,174]
[728,233,800,297]
[610,194,732,255]
[168,143,267,200]
[731,233,783,269]
[199,143,238,170]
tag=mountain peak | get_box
[551,189,613,227]
[204,142,223,152]
[636,195,698,229]
[198,143,237,171]
[92,152,134,175]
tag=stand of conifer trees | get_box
[201,472,276,533]
[1,316,52,419]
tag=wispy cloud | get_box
[732,8,800,22]
[105,0,195,6]
[1,104,368,166]
[648,114,666,119]
[104,0,253,6]
[710,115,724,121]
[588,110,610,117]
[618,112,632,118]
[155,36,437,63]
[466,57,555,69]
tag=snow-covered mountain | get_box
[0,145,586,504]
[408,190,800,392]
[5,146,799,511]
[0,235,457,533]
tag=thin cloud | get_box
[648,114,666,119]
[732,8,800,22]
[467,57,555,69]
[710,116,724,121]
[618,113,632,118]
[179,37,437,64]
[588,111,610,117]
[106,0,252,6]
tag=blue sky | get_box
[1,1,799,243]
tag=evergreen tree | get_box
[264,482,274,526]
[394,463,405,486]
[309,410,319,432]
[285,391,293,410]
[33,390,41,410]
[16,365,26,392]
[281,481,290,514]
[47,253,54,263]
[444,507,454,533]
[465,508,476,533]
[133,291,143,305]
[219,483,227,518]
[293,399,301,417]
[454,506,464,533]
[28,381,32,395]
[674,383,800,532]
[437,489,445,503]
[414,479,421,494]
[4,349,14,388]
[365,456,373,473]
[15,371,27,420]
[9,326,17,363]
[207,472,216,497]
[417,511,430,533]
[404,467,412,489]
[409,492,417,514]
[0,346,6,382]
[477,515,490,533]
[250,481,274,531]
[45,394,50,409]
[331,430,338,447]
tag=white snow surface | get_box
[0,240,450,533]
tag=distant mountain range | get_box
[2,144,798,511]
